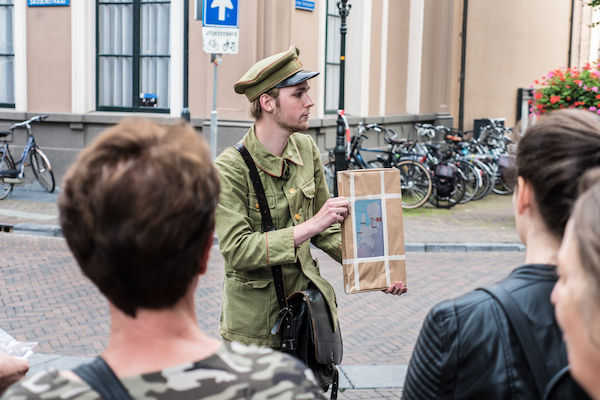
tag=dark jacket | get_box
[403,264,589,399]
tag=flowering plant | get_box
[530,60,600,115]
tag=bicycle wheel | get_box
[471,160,495,201]
[30,148,55,193]
[456,160,479,204]
[0,151,14,200]
[492,163,513,195]
[395,160,433,209]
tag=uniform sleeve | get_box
[215,149,297,270]
[402,303,456,400]
[309,139,342,263]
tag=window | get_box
[97,0,170,112]
[324,0,341,114]
[0,0,14,108]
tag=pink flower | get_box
[590,106,597,111]
[593,87,599,92]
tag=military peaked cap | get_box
[234,45,319,102]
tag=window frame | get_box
[324,0,340,115]
[0,0,15,109]
[95,0,171,113]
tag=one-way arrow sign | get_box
[203,0,238,28]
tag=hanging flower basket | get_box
[530,60,600,116]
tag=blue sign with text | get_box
[28,0,69,6]
[203,0,239,28]
[295,0,315,11]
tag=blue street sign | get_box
[28,0,69,5]
[203,0,239,28]
[295,0,315,11]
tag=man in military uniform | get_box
[216,46,406,349]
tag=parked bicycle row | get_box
[323,118,515,209]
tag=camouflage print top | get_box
[1,342,325,399]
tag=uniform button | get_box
[294,213,301,221]
[255,203,259,209]
[289,188,296,194]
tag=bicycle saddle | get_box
[0,130,12,138]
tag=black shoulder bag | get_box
[73,356,133,400]
[235,143,343,399]
[479,284,589,400]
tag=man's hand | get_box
[383,281,407,296]
[0,352,29,394]
[294,197,350,246]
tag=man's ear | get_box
[259,93,276,113]
[516,176,532,215]
[198,231,213,276]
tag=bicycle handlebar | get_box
[9,115,48,130]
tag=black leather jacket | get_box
[403,264,589,399]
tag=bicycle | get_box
[0,115,55,200]
[324,122,433,209]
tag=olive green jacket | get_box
[215,126,342,348]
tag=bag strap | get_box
[73,356,133,400]
[478,284,550,397]
[235,143,339,400]
[234,143,287,311]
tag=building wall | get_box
[384,1,411,115]
[26,5,71,113]
[420,0,455,115]
[457,0,573,129]
[4,1,600,185]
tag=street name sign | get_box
[28,0,69,6]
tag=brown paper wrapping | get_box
[337,168,406,293]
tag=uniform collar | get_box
[243,125,304,177]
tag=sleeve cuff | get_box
[266,226,297,265]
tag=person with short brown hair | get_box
[404,109,599,399]
[2,118,324,399]
[552,168,600,399]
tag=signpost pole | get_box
[210,54,221,160]
[334,0,351,196]
[181,0,191,122]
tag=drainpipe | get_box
[568,0,575,67]
[458,0,468,132]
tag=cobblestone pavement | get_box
[0,233,524,397]
[0,186,522,397]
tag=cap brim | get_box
[274,70,319,88]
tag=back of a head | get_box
[58,118,220,317]
[516,109,600,239]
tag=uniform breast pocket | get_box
[248,193,276,230]
[300,179,316,218]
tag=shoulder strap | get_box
[73,356,133,400]
[234,143,287,311]
[478,284,550,398]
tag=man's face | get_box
[272,81,315,133]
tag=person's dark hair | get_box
[58,118,220,317]
[516,109,600,239]
[250,87,280,120]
